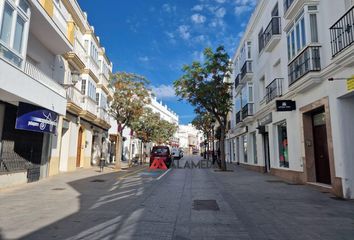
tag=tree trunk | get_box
[140,141,144,165]
[115,134,122,170]
[219,126,227,171]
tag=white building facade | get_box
[227,0,354,198]
[0,0,112,187]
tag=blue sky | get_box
[77,0,257,124]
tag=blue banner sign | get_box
[16,102,59,134]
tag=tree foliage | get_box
[174,46,233,170]
[131,108,178,145]
[109,72,151,134]
[191,111,214,138]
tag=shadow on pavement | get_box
[16,168,169,240]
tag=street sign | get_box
[15,102,58,134]
[276,100,296,112]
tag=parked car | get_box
[150,146,173,168]
[172,148,183,159]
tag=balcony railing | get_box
[330,6,354,57]
[97,107,110,123]
[234,74,241,89]
[236,111,241,124]
[283,0,294,15]
[240,61,253,80]
[66,86,83,108]
[264,17,281,49]
[288,46,321,86]
[24,61,65,94]
[241,103,254,119]
[266,78,283,103]
[82,96,98,115]
[73,36,87,65]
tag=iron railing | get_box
[266,78,283,103]
[288,46,321,85]
[330,6,354,57]
[241,103,254,119]
[234,74,241,89]
[240,61,252,80]
[236,111,241,124]
[264,17,281,48]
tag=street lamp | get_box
[61,71,80,89]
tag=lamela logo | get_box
[171,159,214,169]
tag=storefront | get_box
[0,102,58,183]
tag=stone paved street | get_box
[0,156,354,240]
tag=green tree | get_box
[174,46,232,170]
[109,72,151,168]
[131,108,160,163]
[152,118,178,145]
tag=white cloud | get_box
[191,13,207,24]
[234,5,252,16]
[191,5,204,11]
[215,7,226,18]
[178,25,191,40]
[151,85,176,99]
[215,0,226,3]
[162,3,176,13]
[138,56,150,62]
[234,0,258,16]
[192,50,205,62]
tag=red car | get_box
[150,146,173,168]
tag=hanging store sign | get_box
[347,76,354,91]
[276,100,296,112]
[16,102,58,134]
[258,113,273,126]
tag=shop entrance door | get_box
[263,133,271,173]
[76,128,83,168]
[312,111,331,184]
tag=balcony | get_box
[330,6,354,58]
[96,107,110,123]
[240,61,253,82]
[241,103,254,120]
[66,86,83,114]
[0,57,66,115]
[64,36,87,70]
[266,78,283,103]
[236,111,241,124]
[234,74,241,90]
[283,0,319,20]
[86,57,100,82]
[30,0,72,54]
[81,96,97,120]
[288,46,321,86]
[264,17,282,52]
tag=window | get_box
[0,3,13,44]
[277,122,289,168]
[252,132,257,164]
[0,0,30,67]
[258,28,264,53]
[81,79,86,94]
[242,135,248,163]
[13,16,25,53]
[248,84,253,102]
[309,14,318,43]
[286,9,318,61]
[96,92,100,104]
